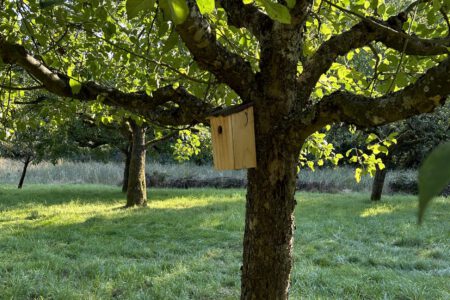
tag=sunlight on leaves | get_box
[418,142,450,224]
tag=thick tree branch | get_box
[0,35,213,125]
[219,0,272,40]
[295,57,450,138]
[291,0,314,26]
[297,20,380,102]
[298,8,450,104]
[175,0,258,102]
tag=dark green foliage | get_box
[418,142,450,223]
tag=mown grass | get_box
[0,185,448,299]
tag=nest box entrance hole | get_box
[209,105,256,170]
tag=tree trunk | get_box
[18,155,31,189]
[122,144,131,193]
[370,167,388,201]
[241,134,300,299]
[126,122,147,207]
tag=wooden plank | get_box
[231,106,257,169]
[210,115,235,170]
[209,102,254,117]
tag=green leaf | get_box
[285,0,296,9]
[355,167,362,183]
[377,3,386,16]
[418,142,450,224]
[69,78,82,94]
[67,64,74,77]
[39,0,65,9]
[261,0,291,24]
[161,0,189,25]
[432,0,442,11]
[196,0,215,14]
[347,51,354,60]
[346,149,353,157]
[126,0,155,20]
[157,14,170,35]
[67,64,81,94]
[366,133,378,144]
[379,145,388,154]
[320,23,332,35]
[163,29,179,52]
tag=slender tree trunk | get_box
[18,155,31,189]
[241,132,300,299]
[370,167,388,201]
[122,145,132,193]
[126,122,147,207]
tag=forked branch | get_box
[0,35,213,126]
[294,57,450,138]
[175,0,258,102]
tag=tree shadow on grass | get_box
[0,184,245,210]
[295,191,424,220]
[0,193,245,299]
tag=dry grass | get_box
[0,158,416,193]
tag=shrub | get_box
[389,175,450,196]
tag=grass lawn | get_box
[0,185,448,299]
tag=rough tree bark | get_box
[242,134,300,299]
[370,167,388,201]
[126,121,147,207]
[239,24,304,300]
[17,155,31,189]
[122,144,132,193]
[120,123,133,194]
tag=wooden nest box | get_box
[208,103,257,170]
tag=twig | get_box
[322,0,367,21]
[82,29,210,85]
[387,5,419,93]
[0,84,44,91]
[367,43,380,96]
[41,26,69,55]
[145,131,178,147]
[404,0,430,15]
[15,96,49,105]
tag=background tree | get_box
[0,102,73,188]
[370,104,450,200]
[325,102,449,201]
[68,112,179,206]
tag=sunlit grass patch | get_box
[0,185,448,299]
[359,203,397,217]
